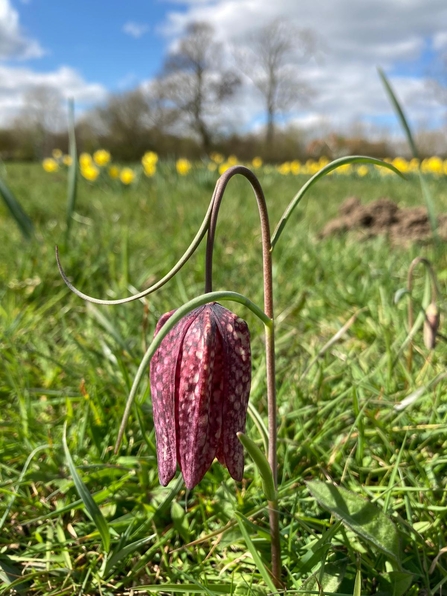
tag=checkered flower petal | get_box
[150,303,251,489]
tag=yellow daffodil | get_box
[142,151,158,168]
[290,160,301,175]
[277,162,291,175]
[62,155,73,166]
[79,153,92,168]
[93,149,111,167]
[81,164,99,181]
[392,157,409,173]
[306,159,320,175]
[227,155,238,166]
[357,165,369,177]
[52,148,62,160]
[218,162,231,175]
[176,158,192,176]
[108,165,120,179]
[210,152,224,164]
[42,158,59,173]
[422,156,443,175]
[207,163,217,172]
[120,167,135,185]
[143,163,156,177]
[252,157,263,168]
[336,163,352,175]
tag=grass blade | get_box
[62,423,111,552]
[235,512,278,593]
[378,67,437,234]
[0,176,34,240]
[378,67,419,159]
[65,97,78,244]
[104,534,155,575]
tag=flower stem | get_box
[204,166,281,587]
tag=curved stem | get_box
[271,155,404,250]
[407,257,438,373]
[56,192,216,305]
[115,290,270,454]
[203,165,281,586]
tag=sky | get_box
[1,0,447,136]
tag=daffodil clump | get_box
[42,148,447,182]
[41,148,72,172]
[77,151,136,185]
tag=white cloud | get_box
[0,0,43,59]
[433,31,447,51]
[123,21,149,39]
[0,64,107,125]
[160,0,447,132]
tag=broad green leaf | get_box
[0,176,34,240]
[63,423,111,552]
[300,562,346,596]
[171,500,191,542]
[388,571,414,596]
[235,512,278,594]
[307,480,400,562]
[237,432,276,502]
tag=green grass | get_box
[2,162,447,595]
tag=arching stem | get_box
[204,166,281,587]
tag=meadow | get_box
[2,159,447,595]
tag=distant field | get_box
[2,161,447,595]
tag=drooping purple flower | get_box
[150,302,251,489]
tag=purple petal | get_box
[150,310,191,486]
[213,305,251,481]
[176,306,224,489]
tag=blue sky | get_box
[2,0,447,136]
[10,0,179,89]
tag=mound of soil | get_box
[320,197,447,244]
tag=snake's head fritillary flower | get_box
[150,303,251,489]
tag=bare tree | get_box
[156,22,240,153]
[15,85,65,158]
[87,88,154,158]
[237,19,316,149]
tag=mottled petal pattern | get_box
[213,306,251,480]
[150,310,190,485]
[150,302,251,489]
